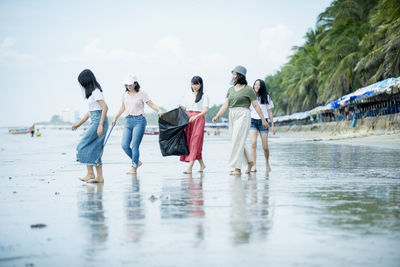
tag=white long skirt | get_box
[228,107,252,169]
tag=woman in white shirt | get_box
[249,79,275,172]
[72,69,109,183]
[179,76,209,174]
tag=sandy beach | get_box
[1,127,399,266]
[275,129,400,149]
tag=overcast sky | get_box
[0,0,332,126]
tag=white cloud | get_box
[258,24,294,71]
[0,37,38,66]
[54,36,232,111]
[57,35,185,63]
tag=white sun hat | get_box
[124,74,138,85]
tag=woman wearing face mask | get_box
[249,79,275,172]
[112,74,163,174]
[212,66,268,176]
[179,76,209,174]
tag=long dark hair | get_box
[253,79,269,104]
[125,82,140,92]
[191,76,204,103]
[234,73,247,86]
[78,69,102,99]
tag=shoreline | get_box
[274,113,400,149]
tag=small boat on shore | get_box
[8,127,30,134]
[144,126,159,135]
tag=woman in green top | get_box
[212,66,269,175]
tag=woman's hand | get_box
[97,125,103,136]
[72,123,79,131]
[111,118,117,126]
[212,115,219,123]
[262,119,269,129]
[271,125,276,135]
[158,111,163,117]
[189,115,198,122]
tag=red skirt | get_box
[180,111,205,162]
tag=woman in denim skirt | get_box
[72,69,109,183]
[112,74,163,174]
[249,79,275,172]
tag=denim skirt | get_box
[76,110,109,166]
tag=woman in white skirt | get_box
[212,66,269,176]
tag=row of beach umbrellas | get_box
[274,77,400,123]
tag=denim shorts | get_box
[250,118,269,133]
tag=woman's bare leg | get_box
[260,133,271,172]
[198,159,206,172]
[250,130,258,172]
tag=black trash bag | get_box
[158,107,190,156]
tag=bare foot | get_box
[199,164,206,172]
[80,174,95,182]
[87,178,104,183]
[266,164,271,172]
[127,167,137,175]
[230,170,241,176]
[251,165,257,172]
[246,162,254,174]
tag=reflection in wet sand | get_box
[125,176,145,243]
[188,173,205,245]
[305,184,400,234]
[231,173,272,244]
[161,174,205,219]
[160,173,205,246]
[2,131,400,266]
[77,184,108,260]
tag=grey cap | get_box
[232,65,247,76]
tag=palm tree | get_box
[355,0,400,83]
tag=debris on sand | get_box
[148,195,158,202]
[30,223,47,229]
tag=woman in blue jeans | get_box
[112,74,163,174]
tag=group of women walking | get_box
[72,66,275,183]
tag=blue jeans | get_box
[122,115,146,167]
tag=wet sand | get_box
[1,128,400,266]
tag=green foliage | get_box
[265,0,400,115]
[206,104,229,122]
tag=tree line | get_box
[265,0,400,116]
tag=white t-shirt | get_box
[250,95,274,120]
[87,88,104,111]
[183,92,209,112]
[123,90,150,116]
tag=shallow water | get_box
[0,128,399,266]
